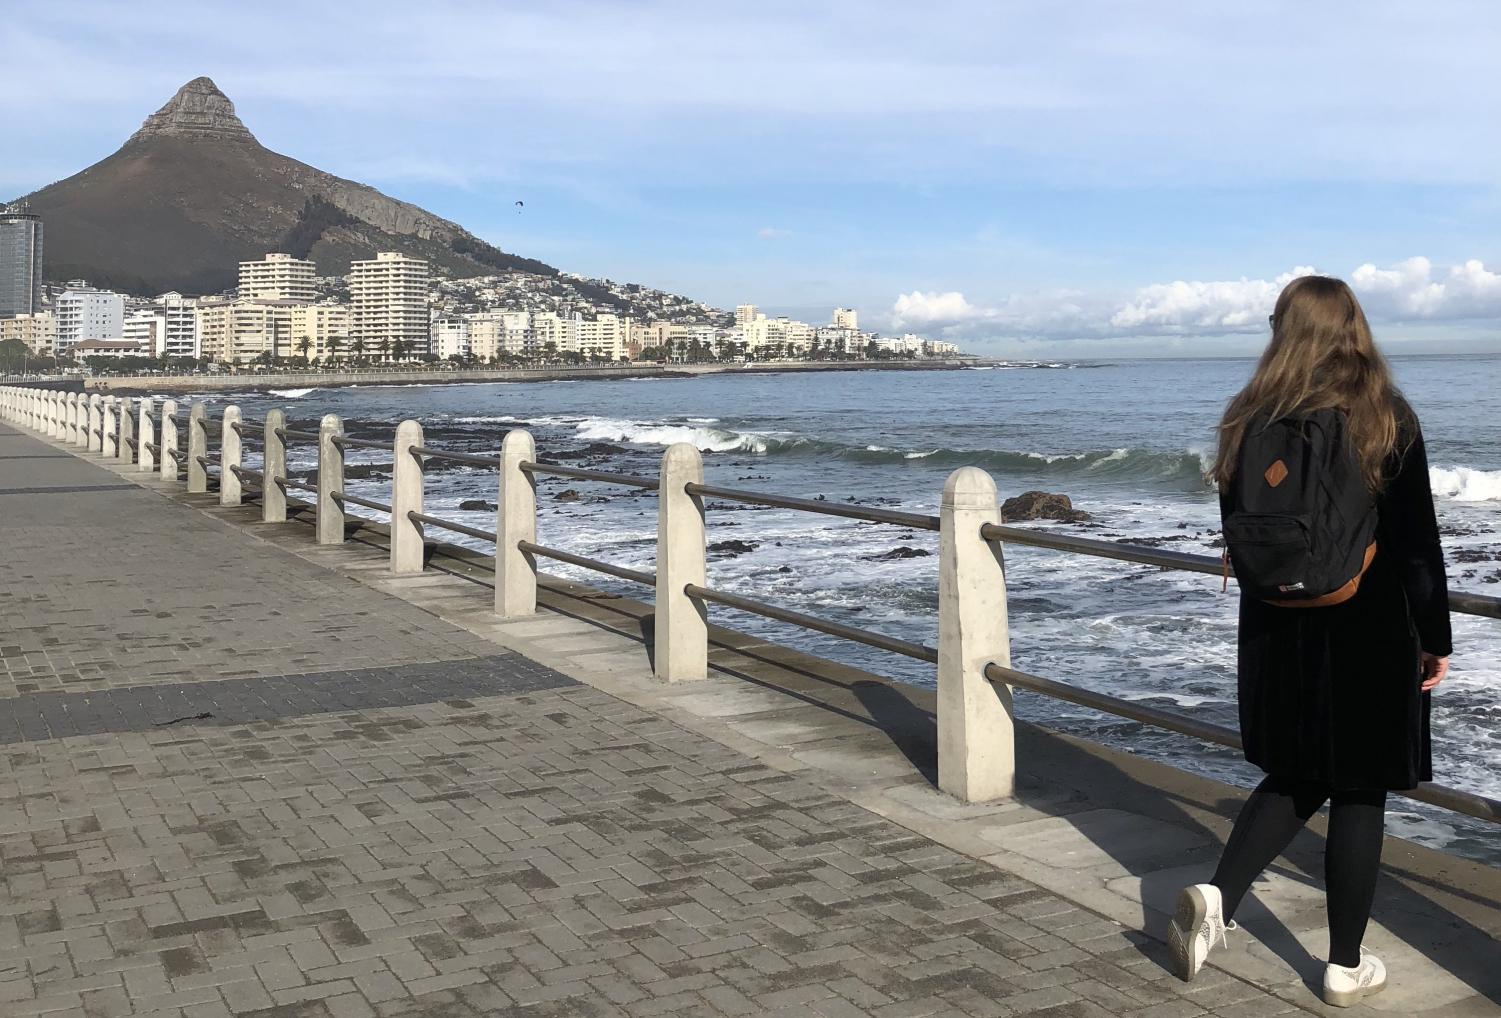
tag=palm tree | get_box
[377,339,391,363]
[327,335,343,365]
[297,337,312,365]
[351,338,366,363]
[391,339,408,362]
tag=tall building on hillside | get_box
[348,252,429,356]
[55,286,124,352]
[239,253,317,301]
[734,304,759,326]
[0,206,44,316]
[122,310,166,356]
[833,307,858,330]
[154,292,201,359]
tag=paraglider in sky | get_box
[515,200,524,214]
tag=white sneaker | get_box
[1169,883,1236,981]
[1322,948,1387,1008]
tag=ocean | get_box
[195,355,1501,863]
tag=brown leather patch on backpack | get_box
[1264,459,1288,488]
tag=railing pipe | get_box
[220,406,243,506]
[389,420,424,573]
[317,414,345,544]
[654,443,708,682]
[687,482,940,531]
[938,467,1016,802]
[497,429,538,616]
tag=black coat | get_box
[1222,406,1452,791]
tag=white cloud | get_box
[756,227,790,240]
[891,257,1501,344]
[890,290,982,327]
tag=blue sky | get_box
[6,0,1501,355]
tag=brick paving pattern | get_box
[0,422,1313,1016]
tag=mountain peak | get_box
[130,77,257,144]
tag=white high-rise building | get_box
[349,252,429,357]
[195,298,297,364]
[574,314,626,361]
[154,292,200,359]
[122,311,166,356]
[55,287,124,352]
[833,307,858,331]
[432,319,470,360]
[735,304,759,326]
[239,253,317,302]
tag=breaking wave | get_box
[269,387,317,398]
[569,417,1212,486]
[1430,465,1501,502]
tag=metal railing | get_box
[4,383,1495,831]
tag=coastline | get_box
[82,357,997,396]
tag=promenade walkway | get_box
[1,417,1497,1018]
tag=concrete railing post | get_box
[160,400,179,479]
[220,405,243,506]
[390,420,424,573]
[654,443,708,683]
[496,428,537,616]
[71,394,85,447]
[937,467,1016,802]
[45,393,58,438]
[89,395,103,452]
[118,398,135,463]
[316,414,345,544]
[187,403,208,492]
[101,399,118,458]
[138,399,155,473]
[263,409,287,523]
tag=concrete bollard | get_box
[138,398,155,473]
[390,420,425,573]
[187,403,208,492]
[937,467,1016,802]
[263,409,287,523]
[316,414,345,544]
[220,405,243,506]
[46,393,59,438]
[118,399,136,464]
[72,394,86,447]
[160,400,179,479]
[496,428,538,616]
[89,395,103,452]
[654,443,708,683]
[101,399,118,458]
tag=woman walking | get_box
[1170,276,1451,1007]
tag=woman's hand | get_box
[1420,652,1449,692]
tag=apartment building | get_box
[289,303,352,361]
[574,314,626,361]
[349,252,429,356]
[239,253,317,302]
[121,310,166,356]
[0,312,56,355]
[196,297,298,363]
[432,319,470,360]
[55,287,125,352]
[734,304,759,326]
[832,307,858,331]
[154,292,201,359]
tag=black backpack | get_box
[1221,408,1378,606]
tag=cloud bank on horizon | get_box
[890,257,1501,346]
[5,0,1501,353]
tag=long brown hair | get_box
[1213,275,1400,491]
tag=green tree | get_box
[297,337,312,364]
[391,339,408,362]
[350,338,366,362]
[377,338,391,362]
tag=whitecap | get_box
[1430,465,1501,502]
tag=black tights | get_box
[1211,775,1386,968]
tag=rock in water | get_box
[1001,490,1092,523]
[553,489,581,503]
[459,499,496,512]
[708,540,758,557]
[864,546,932,561]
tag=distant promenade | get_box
[63,357,995,396]
[3,383,1500,1017]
